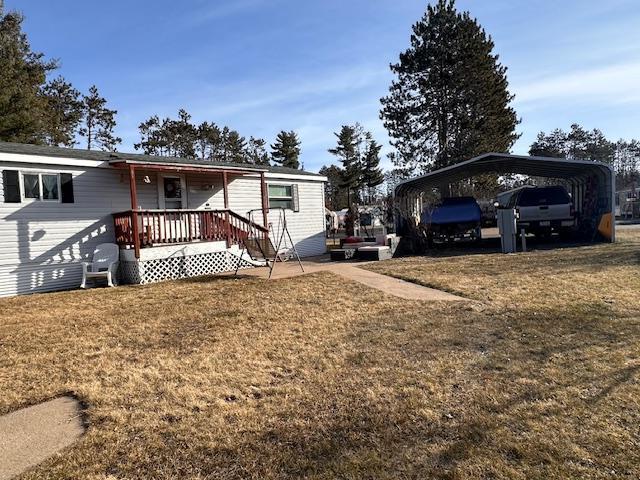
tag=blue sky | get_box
[11,0,640,172]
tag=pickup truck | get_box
[506,186,576,236]
[421,197,482,244]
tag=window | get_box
[2,171,73,204]
[517,187,570,207]
[42,174,59,200]
[21,172,60,202]
[164,177,182,199]
[268,184,299,211]
[23,174,40,199]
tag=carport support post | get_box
[610,167,616,242]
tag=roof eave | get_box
[109,159,267,174]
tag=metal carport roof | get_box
[395,153,614,196]
[394,153,616,242]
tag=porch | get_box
[112,208,269,251]
[109,160,272,284]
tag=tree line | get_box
[0,9,120,150]
[134,110,302,168]
[529,124,639,189]
[0,6,302,169]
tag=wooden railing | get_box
[112,209,269,256]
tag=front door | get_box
[159,175,186,209]
[156,175,188,242]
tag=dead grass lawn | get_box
[1,230,639,479]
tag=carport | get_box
[394,153,615,242]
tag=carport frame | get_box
[394,153,616,242]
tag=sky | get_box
[10,0,640,172]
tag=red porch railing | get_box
[112,209,268,255]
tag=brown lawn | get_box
[1,230,639,479]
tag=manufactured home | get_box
[0,142,327,297]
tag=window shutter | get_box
[292,184,299,212]
[2,170,21,203]
[60,173,74,203]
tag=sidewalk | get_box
[0,397,85,480]
[237,256,465,301]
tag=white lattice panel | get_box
[120,250,254,285]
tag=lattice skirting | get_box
[120,250,254,285]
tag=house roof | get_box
[395,153,614,196]
[0,141,323,178]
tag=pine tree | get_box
[135,115,164,155]
[328,125,362,206]
[79,85,121,151]
[361,136,384,203]
[271,130,301,169]
[245,136,270,165]
[529,129,567,158]
[224,129,246,163]
[0,7,57,143]
[40,76,83,147]
[165,109,197,158]
[195,121,222,160]
[380,0,519,172]
[319,164,349,210]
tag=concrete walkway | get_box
[237,256,464,301]
[0,396,85,480]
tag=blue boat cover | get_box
[422,197,482,225]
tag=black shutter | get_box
[2,170,21,203]
[60,173,74,203]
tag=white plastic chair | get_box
[80,243,120,289]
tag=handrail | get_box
[112,208,268,256]
[227,210,269,233]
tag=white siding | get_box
[226,175,327,258]
[0,160,326,296]
[265,179,326,258]
[188,173,326,258]
[0,163,131,296]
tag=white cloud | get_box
[181,0,271,26]
[188,64,389,119]
[513,60,640,109]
